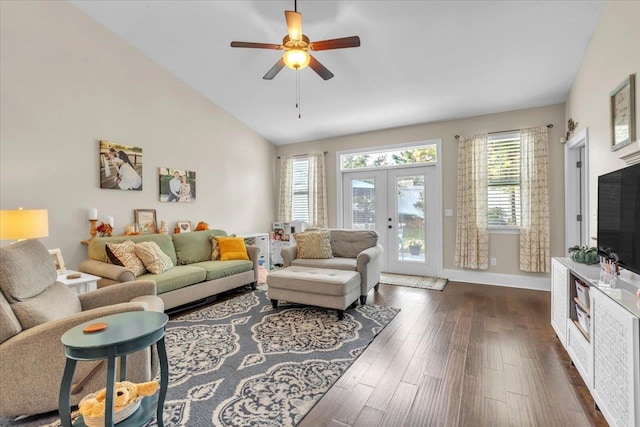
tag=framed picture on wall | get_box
[134,209,157,234]
[99,140,143,190]
[48,248,66,274]
[158,167,196,202]
[610,74,636,151]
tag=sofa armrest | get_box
[246,246,259,282]
[281,245,298,267]
[78,280,157,311]
[79,259,136,283]
[356,244,384,294]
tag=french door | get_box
[342,166,441,276]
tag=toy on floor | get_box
[78,380,159,418]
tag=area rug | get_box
[2,290,398,427]
[380,272,448,291]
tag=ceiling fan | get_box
[230,1,360,80]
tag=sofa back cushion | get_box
[11,282,82,329]
[0,239,57,303]
[330,230,378,258]
[0,289,22,343]
[172,229,226,265]
[89,234,177,266]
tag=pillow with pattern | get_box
[134,241,174,274]
[294,230,333,259]
[105,241,146,276]
[209,234,235,260]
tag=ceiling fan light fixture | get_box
[283,49,310,70]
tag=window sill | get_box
[489,227,520,235]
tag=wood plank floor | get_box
[296,281,609,427]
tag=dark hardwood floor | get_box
[295,281,609,427]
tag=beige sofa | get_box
[0,239,163,417]
[281,229,383,304]
[79,230,259,311]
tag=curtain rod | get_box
[454,124,553,140]
[277,151,328,159]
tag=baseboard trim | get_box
[442,268,550,291]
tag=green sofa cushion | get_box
[89,234,177,266]
[137,265,206,294]
[189,260,254,281]
[172,229,227,265]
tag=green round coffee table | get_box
[59,311,169,427]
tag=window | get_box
[487,132,521,227]
[292,158,309,222]
[340,144,437,170]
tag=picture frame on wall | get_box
[177,221,192,233]
[99,141,143,190]
[158,167,196,202]
[48,248,66,274]
[610,74,636,151]
[134,209,157,234]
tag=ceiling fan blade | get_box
[231,41,281,50]
[308,55,334,80]
[285,10,302,41]
[310,36,361,51]
[263,58,286,80]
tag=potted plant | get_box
[407,239,422,256]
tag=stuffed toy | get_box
[79,380,159,418]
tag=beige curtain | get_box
[278,156,294,222]
[307,153,328,228]
[455,134,489,269]
[520,126,550,272]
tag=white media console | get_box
[551,258,640,427]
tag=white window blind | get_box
[292,158,309,222]
[487,133,521,226]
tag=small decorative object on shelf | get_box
[568,245,598,264]
[96,222,112,237]
[566,118,579,141]
[158,221,168,235]
[598,247,621,275]
[194,221,209,231]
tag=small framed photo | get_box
[610,73,636,151]
[134,209,157,234]
[177,221,192,233]
[48,248,66,274]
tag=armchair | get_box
[0,239,164,417]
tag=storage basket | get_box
[78,392,142,427]
[575,303,590,332]
[575,280,590,308]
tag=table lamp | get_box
[0,208,49,241]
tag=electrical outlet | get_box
[491,258,497,266]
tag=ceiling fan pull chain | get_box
[297,70,302,119]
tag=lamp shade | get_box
[283,49,310,70]
[0,209,49,240]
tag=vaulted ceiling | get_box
[69,0,606,145]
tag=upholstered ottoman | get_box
[266,266,361,319]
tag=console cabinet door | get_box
[591,288,640,427]
[551,258,569,346]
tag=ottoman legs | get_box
[271,299,278,309]
[360,295,367,305]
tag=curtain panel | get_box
[278,156,294,222]
[520,126,550,273]
[455,134,489,270]
[308,153,328,228]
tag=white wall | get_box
[0,1,276,269]
[276,104,567,290]
[565,0,640,237]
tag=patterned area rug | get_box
[380,272,448,291]
[2,290,398,427]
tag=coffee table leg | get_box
[59,358,76,427]
[105,355,117,426]
[156,338,169,427]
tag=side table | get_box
[57,270,100,295]
[59,311,169,427]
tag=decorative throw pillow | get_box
[105,241,146,276]
[294,230,333,259]
[215,236,249,261]
[134,241,174,274]
[210,234,235,260]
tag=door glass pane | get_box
[351,178,376,230]
[397,175,425,262]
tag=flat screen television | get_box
[597,162,640,275]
